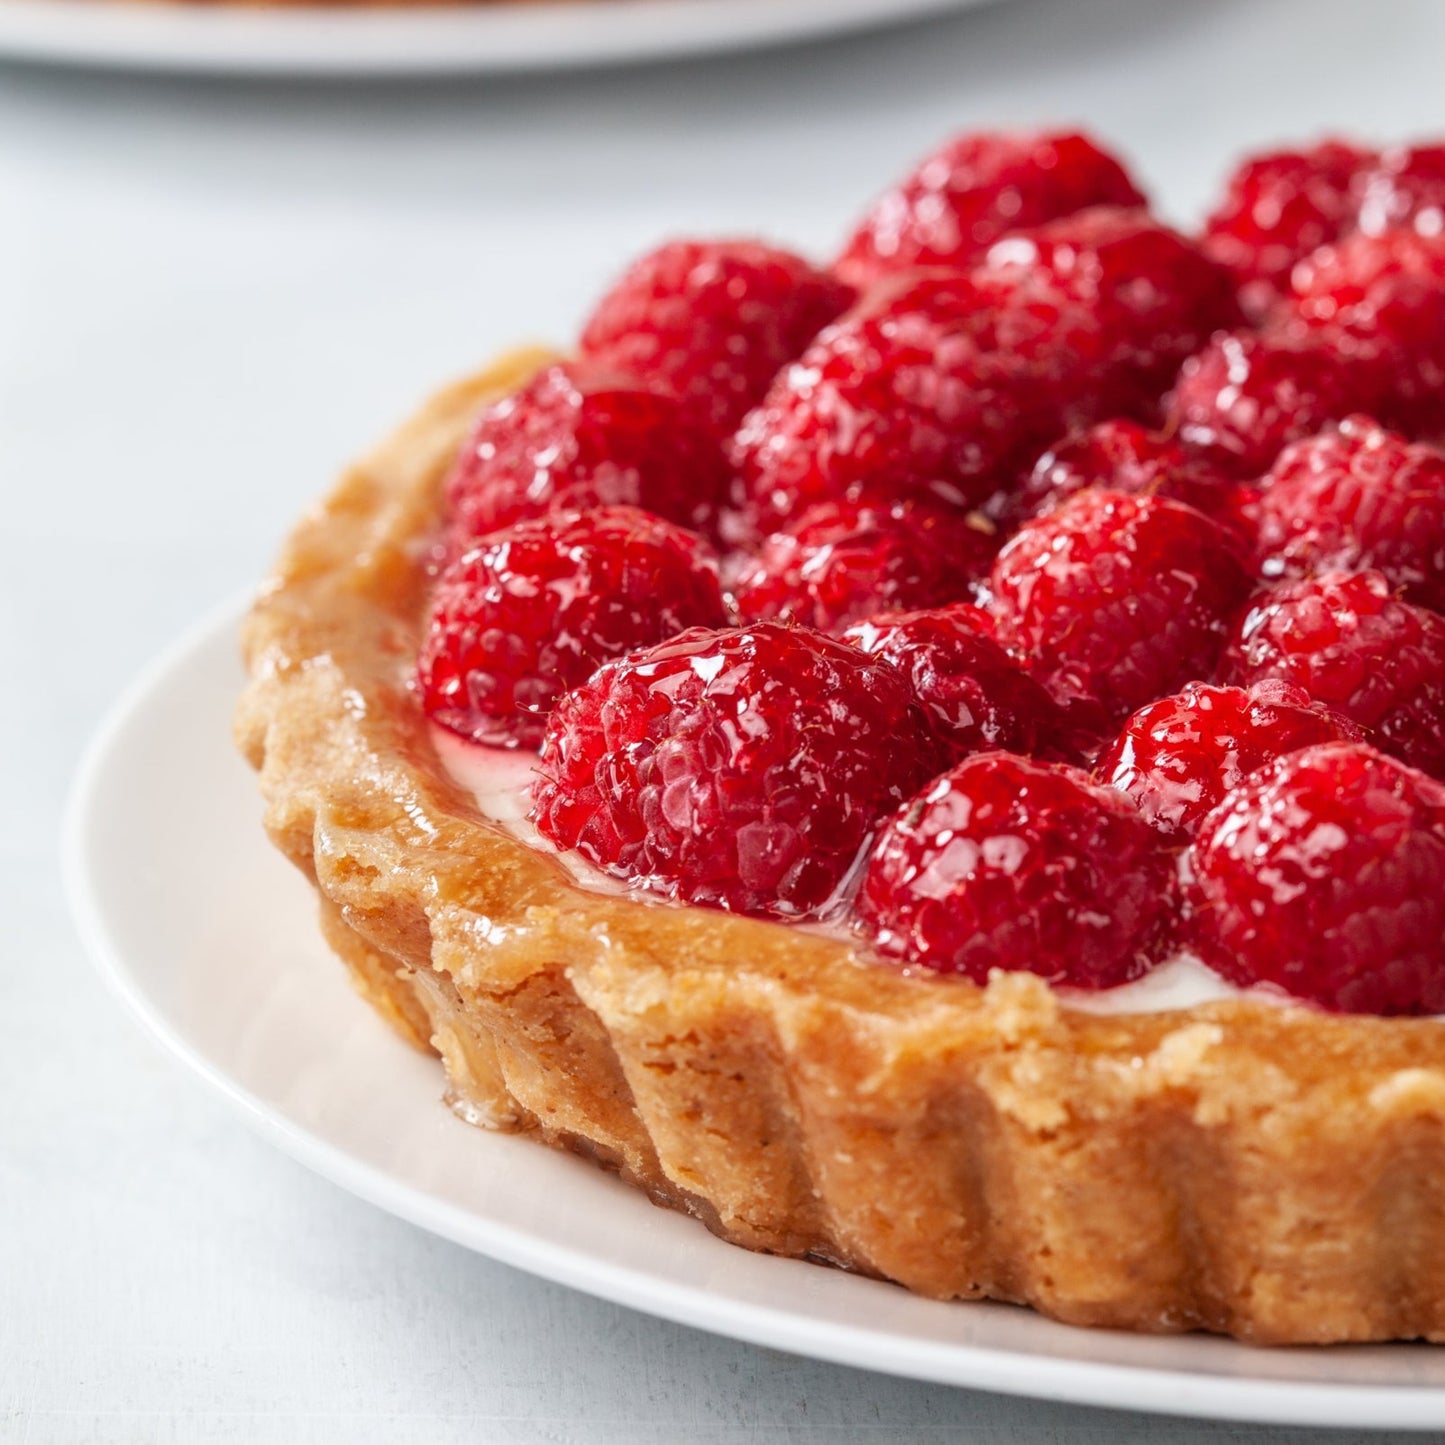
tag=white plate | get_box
[0,0,994,76]
[64,597,1445,1432]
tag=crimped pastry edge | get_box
[234,350,1445,1345]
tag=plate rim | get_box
[60,594,1445,1432]
[0,0,991,76]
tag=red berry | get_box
[1165,331,1362,479]
[578,239,854,443]
[858,752,1175,987]
[530,622,938,918]
[1286,228,1445,438]
[1357,143,1445,237]
[732,270,1106,533]
[990,490,1254,726]
[1188,742,1445,1014]
[731,496,996,633]
[1201,140,1372,315]
[444,362,729,544]
[1017,419,1232,522]
[981,207,1242,414]
[844,603,1062,761]
[1096,679,1360,840]
[1220,569,1445,780]
[1254,416,1445,611]
[836,129,1145,289]
[418,507,727,747]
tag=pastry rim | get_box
[234,349,1445,1345]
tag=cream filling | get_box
[432,728,1279,1017]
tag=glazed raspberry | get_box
[530,622,938,918]
[578,240,854,443]
[1254,416,1445,612]
[731,496,996,634]
[732,270,1105,533]
[836,129,1145,289]
[858,753,1175,987]
[1220,569,1445,780]
[418,507,728,747]
[844,604,1062,762]
[1201,140,1371,314]
[1164,331,1362,479]
[990,490,1254,726]
[1357,143,1445,237]
[1017,419,1231,523]
[1286,228,1445,438]
[981,207,1242,414]
[735,212,1227,538]
[1096,679,1360,840]
[1188,742,1445,1014]
[444,362,729,544]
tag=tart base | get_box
[235,351,1445,1344]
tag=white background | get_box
[6,0,1445,1439]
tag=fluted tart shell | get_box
[234,350,1445,1345]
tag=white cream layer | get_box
[432,728,1270,1018]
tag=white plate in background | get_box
[0,0,996,76]
[63,599,1445,1433]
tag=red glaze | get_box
[1188,742,1445,1014]
[579,239,854,443]
[1254,416,1445,612]
[530,622,939,919]
[418,507,728,748]
[836,129,1145,289]
[1096,679,1361,841]
[1286,228,1445,438]
[990,490,1254,726]
[732,269,1107,535]
[1201,140,1372,315]
[1017,418,1232,523]
[979,207,1242,417]
[858,752,1175,987]
[843,603,1063,762]
[1356,143,1445,237]
[444,361,730,544]
[736,212,1234,537]
[1220,569,1445,780]
[1165,331,1363,479]
[731,495,996,634]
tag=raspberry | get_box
[1357,143,1445,237]
[1017,419,1232,523]
[732,270,1104,533]
[981,207,1242,415]
[444,362,729,544]
[1164,331,1362,479]
[736,212,1231,537]
[836,130,1145,289]
[1286,228,1445,438]
[530,622,938,918]
[990,490,1254,726]
[418,507,727,747]
[857,752,1175,987]
[1188,742,1445,1014]
[1220,569,1445,780]
[1096,679,1360,840]
[731,496,996,634]
[1201,140,1371,314]
[1254,416,1445,611]
[843,603,1062,762]
[578,240,854,443]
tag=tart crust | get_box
[236,350,1445,1344]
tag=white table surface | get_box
[6,1,1445,1439]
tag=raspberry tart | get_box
[237,146,1445,1345]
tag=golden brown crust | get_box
[235,351,1445,1344]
